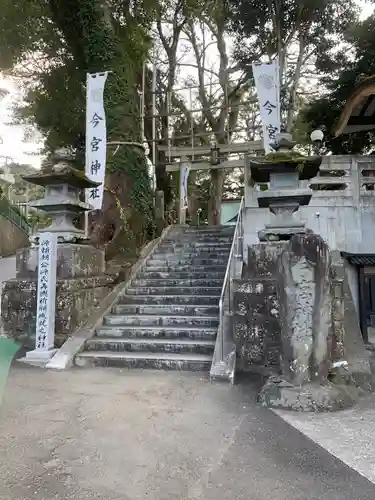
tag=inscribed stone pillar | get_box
[277,233,332,385]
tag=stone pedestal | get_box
[2,244,113,348]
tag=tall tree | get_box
[301,10,375,154]
[0,0,156,260]
[226,0,359,133]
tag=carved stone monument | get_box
[240,134,369,411]
[258,233,358,411]
[1,149,114,349]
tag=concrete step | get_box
[118,294,220,306]
[125,286,222,296]
[132,278,223,287]
[138,271,225,280]
[147,258,228,266]
[75,351,213,371]
[143,265,227,273]
[103,314,219,328]
[85,337,216,355]
[113,303,219,316]
[96,325,217,340]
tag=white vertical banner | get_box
[35,233,57,352]
[85,72,108,210]
[252,61,281,153]
[179,161,190,224]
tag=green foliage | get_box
[107,146,154,241]
[0,0,156,248]
[301,12,375,154]
[225,0,359,128]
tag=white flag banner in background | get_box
[252,61,281,153]
[180,162,190,210]
[85,72,108,210]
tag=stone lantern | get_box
[22,148,100,244]
[1,149,114,350]
[249,133,322,241]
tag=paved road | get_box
[0,365,374,500]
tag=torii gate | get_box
[160,140,263,224]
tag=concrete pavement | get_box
[276,393,375,485]
[0,366,374,500]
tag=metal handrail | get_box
[217,196,244,363]
[0,198,31,235]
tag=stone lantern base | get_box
[1,244,114,348]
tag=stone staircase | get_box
[75,226,234,371]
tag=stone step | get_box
[138,270,226,280]
[132,278,223,287]
[147,258,228,266]
[163,238,233,245]
[113,303,219,316]
[85,337,216,355]
[103,314,219,328]
[152,250,231,258]
[159,242,232,249]
[75,351,213,371]
[181,228,234,234]
[96,325,217,340]
[118,294,220,306]
[143,265,227,273]
[151,252,230,261]
[125,286,222,296]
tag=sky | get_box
[0,0,373,170]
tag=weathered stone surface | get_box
[1,275,113,348]
[233,277,281,374]
[245,243,285,278]
[258,376,357,412]
[16,243,105,279]
[277,233,332,386]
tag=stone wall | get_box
[0,213,29,257]
[1,243,114,348]
[2,275,113,347]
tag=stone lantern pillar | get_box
[1,149,114,351]
[23,148,100,244]
[249,133,322,241]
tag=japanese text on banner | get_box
[252,61,281,153]
[35,233,57,351]
[85,72,108,210]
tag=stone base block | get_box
[16,243,105,279]
[1,275,113,348]
[258,376,358,412]
[19,348,58,368]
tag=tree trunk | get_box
[208,169,224,226]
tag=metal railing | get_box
[0,198,31,235]
[210,196,244,382]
